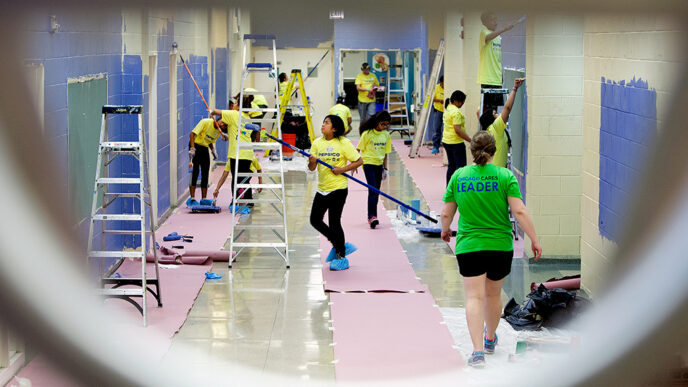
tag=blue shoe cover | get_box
[228,205,251,214]
[163,233,182,241]
[326,248,337,262]
[205,272,222,279]
[344,242,358,256]
[329,257,350,271]
[199,199,214,206]
[186,198,199,207]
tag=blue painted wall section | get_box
[599,77,657,242]
[214,47,229,162]
[333,11,428,104]
[155,20,174,217]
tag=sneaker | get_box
[368,216,379,229]
[467,351,486,368]
[484,333,498,354]
[431,147,440,154]
[329,256,350,271]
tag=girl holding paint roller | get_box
[308,115,363,271]
[357,110,392,229]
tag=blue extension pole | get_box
[245,124,438,224]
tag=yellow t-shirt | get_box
[355,72,379,103]
[221,110,254,160]
[433,84,444,112]
[310,136,360,192]
[357,129,391,166]
[328,104,352,131]
[442,104,466,145]
[478,27,502,86]
[225,155,262,172]
[244,88,268,106]
[488,116,508,168]
[192,118,222,147]
[279,81,288,97]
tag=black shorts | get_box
[456,250,513,280]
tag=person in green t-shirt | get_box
[478,77,525,168]
[356,110,392,228]
[440,130,541,368]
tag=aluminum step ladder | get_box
[410,39,445,158]
[87,105,162,326]
[229,34,290,269]
[387,61,411,138]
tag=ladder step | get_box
[390,115,408,118]
[390,126,409,130]
[390,77,403,81]
[97,178,142,185]
[97,288,145,297]
[245,118,278,123]
[389,90,405,93]
[89,251,145,259]
[389,102,406,105]
[241,108,279,113]
[102,192,145,198]
[102,105,142,115]
[234,224,285,229]
[236,198,282,203]
[236,184,283,189]
[246,62,273,69]
[104,229,153,235]
[242,90,275,96]
[239,142,282,149]
[92,214,143,221]
[232,242,287,248]
[237,172,283,177]
[101,142,140,151]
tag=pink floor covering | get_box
[11,166,235,386]
[392,140,524,257]
[318,170,464,379]
[330,292,464,382]
[321,186,427,293]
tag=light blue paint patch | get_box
[599,76,657,242]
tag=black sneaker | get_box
[368,216,379,229]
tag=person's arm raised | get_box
[500,78,525,123]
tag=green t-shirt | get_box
[442,164,521,254]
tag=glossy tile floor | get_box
[164,118,580,381]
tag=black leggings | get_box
[191,144,210,188]
[363,164,383,219]
[229,158,253,201]
[310,188,348,256]
[443,142,467,185]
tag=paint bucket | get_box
[282,133,296,157]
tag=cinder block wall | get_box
[525,14,585,259]
[581,14,688,297]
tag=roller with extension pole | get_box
[244,124,438,223]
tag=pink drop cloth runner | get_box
[12,166,236,386]
[391,140,524,257]
[330,292,464,381]
[320,185,426,293]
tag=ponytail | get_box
[470,131,497,166]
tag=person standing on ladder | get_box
[188,117,228,206]
[328,96,353,135]
[355,63,379,124]
[478,12,516,112]
[478,78,525,168]
[430,75,445,154]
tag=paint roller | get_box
[244,124,438,223]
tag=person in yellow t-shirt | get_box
[430,75,445,154]
[278,72,299,100]
[187,117,228,206]
[442,90,472,185]
[210,96,256,205]
[354,63,380,124]
[478,78,524,168]
[356,111,392,228]
[479,12,522,112]
[308,115,363,271]
[328,96,353,135]
[244,88,268,119]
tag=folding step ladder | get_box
[278,69,315,143]
[229,34,290,269]
[410,39,445,158]
[87,105,162,326]
[387,62,411,138]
